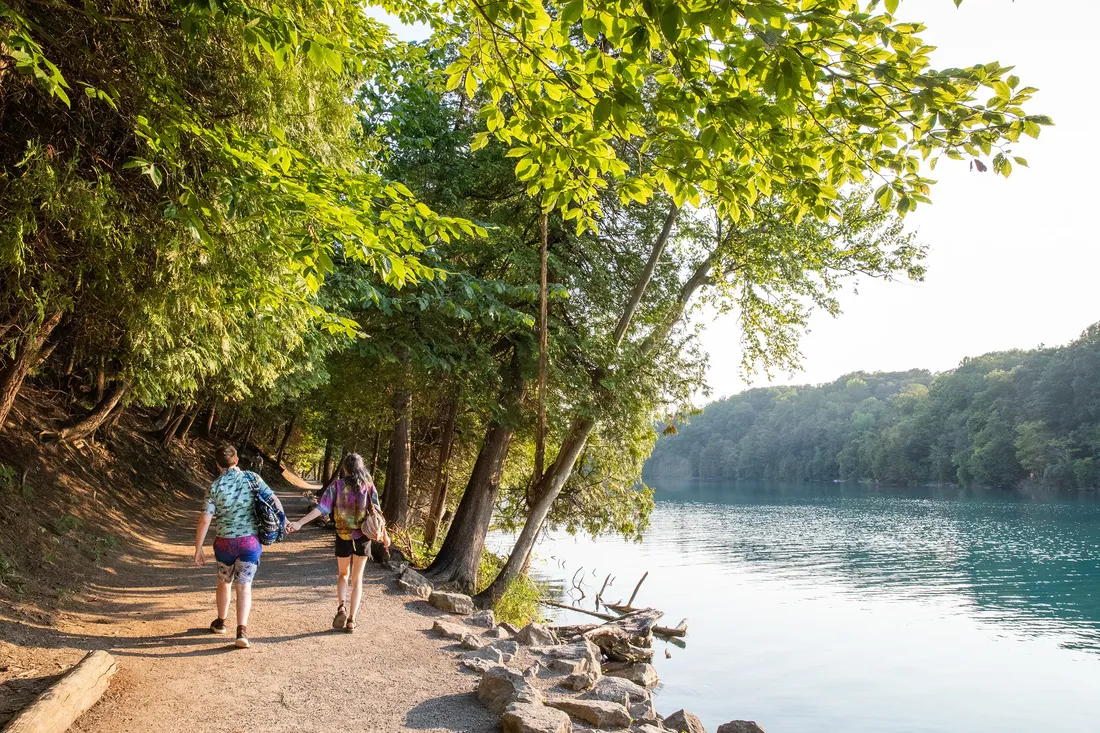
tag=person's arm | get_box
[194,512,213,566]
[253,475,285,513]
[287,507,324,533]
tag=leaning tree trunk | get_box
[275,412,297,466]
[475,416,596,607]
[381,390,412,530]
[321,437,335,486]
[424,395,459,549]
[58,381,130,443]
[423,420,518,592]
[177,410,197,443]
[0,310,62,431]
[369,431,381,475]
[203,402,216,438]
[425,351,526,591]
[152,404,176,431]
[238,421,254,455]
[158,412,186,448]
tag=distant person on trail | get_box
[286,453,390,633]
[194,444,284,649]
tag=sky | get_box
[369,1,1100,401]
[699,0,1100,398]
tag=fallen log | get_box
[584,626,655,662]
[4,650,118,733]
[539,600,688,639]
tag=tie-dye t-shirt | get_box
[317,479,380,540]
[202,467,275,539]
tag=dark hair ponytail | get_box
[341,453,371,492]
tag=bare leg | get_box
[235,582,252,628]
[336,555,351,606]
[348,554,368,621]
[216,578,231,620]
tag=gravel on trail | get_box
[11,490,498,733]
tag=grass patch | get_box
[477,550,544,627]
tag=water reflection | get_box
[653,481,1100,652]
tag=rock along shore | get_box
[391,563,765,733]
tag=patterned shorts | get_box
[213,536,262,585]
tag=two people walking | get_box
[193,445,390,646]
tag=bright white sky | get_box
[701,0,1100,398]
[372,2,1100,401]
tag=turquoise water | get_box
[491,481,1100,732]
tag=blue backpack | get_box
[246,471,286,545]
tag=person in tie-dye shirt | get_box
[287,453,390,632]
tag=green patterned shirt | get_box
[202,467,275,539]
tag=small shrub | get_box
[477,550,544,627]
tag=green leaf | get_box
[593,97,613,127]
[659,5,682,43]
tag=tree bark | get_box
[475,416,596,607]
[275,412,297,466]
[203,402,216,438]
[425,351,526,592]
[424,394,460,549]
[0,310,63,431]
[177,409,197,443]
[534,210,550,482]
[239,421,254,455]
[321,437,335,485]
[59,381,130,443]
[152,404,176,431]
[611,203,679,348]
[158,412,184,448]
[369,431,381,475]
[381,390,412,529]
[3,650,118,733]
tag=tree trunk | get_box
[93,363,105,404]
[0,310,63,431]
[534,210,549,482]
[381,390,412,529]
[204,402,216,438]
[159,413,186,448]
[321,437,335,485]
[369,431,381,475]
[423,420,518,592]
[239,421,254,455]
[152,404,176,431]
[424,394,460,549]
[177,410,197,443]
[425,350,526,591]
[225,405,240,437]
[275,412,297,466]
[611,203,679,348]
[475,416,596,607]
[59,381,130,443]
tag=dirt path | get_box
[3,489,497,733]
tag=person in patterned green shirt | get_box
[193,444,284,648]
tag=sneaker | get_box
[332,604,348,630]
[235,626,250,648]
[210,618,227,635]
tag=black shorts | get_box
[334,536,370,558]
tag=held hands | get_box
[193,547,205,567]
[286,520,301,534]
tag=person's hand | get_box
[286,520,301,534]
[193,547,205,567]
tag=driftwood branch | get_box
[4,650,118,733]
[540,599,688,638]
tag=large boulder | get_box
[432,620,469,641]
[461,657,499,674]
[397,568,433,599]
[716,723,765,733]
[478,665,543,714]
[665,710,708,733]
[501,702,573,733]
[500,622,520,634]
[633,726,665,733]
[535,638,601,676]
[465,609,496,628]
[516,622,558,646]
[547,699,632,729]
[582,676,651,706]
[485,625,512,639]
[462,639,520,666]
[605,662,659,689]
[430,590,475,615]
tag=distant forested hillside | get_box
[644,324,1100,489]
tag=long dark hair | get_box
[341,453,371,492]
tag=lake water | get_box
[489,481,1100,733]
